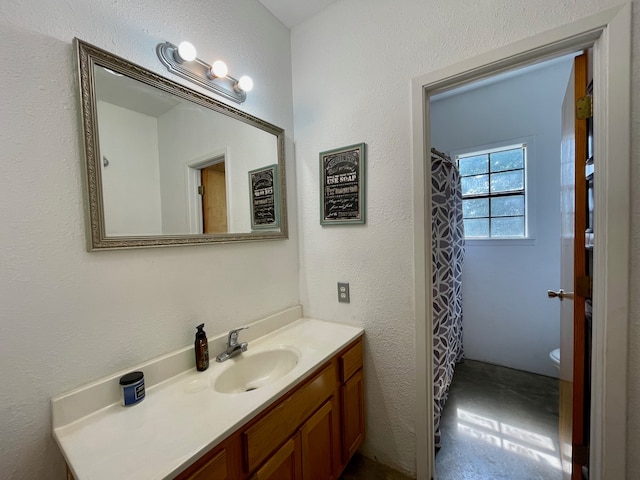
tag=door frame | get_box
[185,148,229,234]
[411,4,631,479]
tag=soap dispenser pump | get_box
[194,323,209,371]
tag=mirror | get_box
[75,39,287,250]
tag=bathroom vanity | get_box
[53,311,364,480]
[177,337,363,479]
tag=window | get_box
[457,143,527,238]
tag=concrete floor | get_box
[339,360,560,480]
[340,453,413,480]
[435,360,561,480]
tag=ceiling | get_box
[430,52,578,102]
[95,66,180,118]
[257,0,337,28]
[256,1,576,102]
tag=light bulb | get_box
[210,60,228,78]
[237,75,254,92]
[176,41,197,62]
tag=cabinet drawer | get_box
[340,339,363,383]
[244,364,337,473]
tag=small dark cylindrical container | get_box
[194,323,209,372]
[119,371,145,407]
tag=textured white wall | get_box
[97,101,163,235]
[291,0,640,476]
[1,0,639,478]
[0,1,296,479]
[157,103,278,234]
[430,59,573,378]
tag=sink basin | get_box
[213,347,300,394]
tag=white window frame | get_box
[452,136,536,246]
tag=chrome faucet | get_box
[215,327,249,362]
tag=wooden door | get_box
[557,52,589,480]
[201,162,228,233]
[300,399,337,480]
[251,435,302,480]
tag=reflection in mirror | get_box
[76,39,287,250]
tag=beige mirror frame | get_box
[75,38,288,250]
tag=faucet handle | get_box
[228,326,249,345]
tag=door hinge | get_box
[574,444,590,466]
[198,185,205,195]
[576,276,592,298]
[577,95,593,119]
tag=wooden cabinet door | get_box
[176,433,243,480]
[341,370,365,462]
[300,399,338,480]
[244,365,337,473]
[251,435,301,480]
[187,449,227,480]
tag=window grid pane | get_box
[490,148,524,173]
[462,198,489,218]
[490,216,525,237]
[490,170,524,193]
[463,218,489,238]
[457,145,526,238]
[461,175,489,196]
[491,196,524,217]
[458,154,488,176]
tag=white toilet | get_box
[549,348,560,372]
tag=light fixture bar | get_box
[156,42,247,104]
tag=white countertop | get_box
[53,317,363,480]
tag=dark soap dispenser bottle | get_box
[194,323,209,371]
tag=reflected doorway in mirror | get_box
[200,162,228,234]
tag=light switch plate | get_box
[338,282,350,303]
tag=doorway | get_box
[186,151,230,234]
[411,6,630,480]
[428,52,577,479]
[201,162,228,233]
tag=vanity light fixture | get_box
[156,41,253,103]
[237,75,254,92]
[176,41,197,62]
[210,60,228,78]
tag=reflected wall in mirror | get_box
[76,39,287,250]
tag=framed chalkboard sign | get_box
[320,143,366,225]
[249,164,279,230]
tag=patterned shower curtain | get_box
[431,148,465,448]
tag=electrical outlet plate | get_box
[338,282,350,303]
